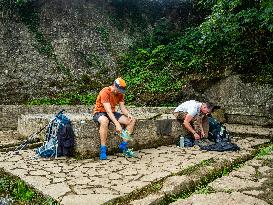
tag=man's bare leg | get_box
[118,115,136,134]
[98,116,109,160]
[117,115,136,154]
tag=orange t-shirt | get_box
[93,86,124,113]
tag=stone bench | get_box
[17,112,183,158]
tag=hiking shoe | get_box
[120,129,133,141]
[100,145,107,160]
[123,148,136,158]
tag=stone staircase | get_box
[225,123,273,138]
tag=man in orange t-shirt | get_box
[93,77,136,160]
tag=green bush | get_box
[118,0,273,106]
[28,93,97,105]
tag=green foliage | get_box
[118,0,273,106]
[12,180,35,201]
[196,0,273,75]
[28,92,97,105]
[119,45,186,106]
[256,144,273,158]
[194,185,214,195]
[0,171,58,204]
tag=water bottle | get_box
[179,136,184,148]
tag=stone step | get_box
[225,114,273,127]
[0,141,43,153]
[225,124,273,138]
[168,145,273,205]
[0,130,23,142]
[0,129,43,153]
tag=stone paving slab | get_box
[0,137,269,205]
[170,146,273,205]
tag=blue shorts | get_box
[93,112,123,123]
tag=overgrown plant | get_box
[118,0,273,106]
[0,170,58,204]
[27,92,97,105]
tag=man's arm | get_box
[183,114,200,140]
[103,102,122,132]
[119,102,133,120]
[200,119,205,138]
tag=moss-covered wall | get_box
[0,0,194,104]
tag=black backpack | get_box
[208,116,230,143]
[199,116,240,152]
[35,110,75,158]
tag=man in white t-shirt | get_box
[174,100,213,140]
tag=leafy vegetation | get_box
[27,92,97,105]
[255,144,273,158]
[0,170,58,204]
[118,0,273,106]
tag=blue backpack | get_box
[35,110,75,158]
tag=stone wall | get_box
[1,74,273,131]
[17,112,182,158]
[0,0,193,104]
[205,75,273,126]
[0,105,174,131]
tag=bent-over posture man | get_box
[174,100,213,140]
[93,77,136,160]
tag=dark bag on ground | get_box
[199,116,240,152]
[35,111,75,158]
[199,141,240,152]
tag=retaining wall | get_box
[17,112,183,158]
[0,105,174,131]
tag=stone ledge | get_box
[225,124,273,138]
[17,113,183,158]
[225,114,273,127]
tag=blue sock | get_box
[100,145,107,160]
[118,141,128,152]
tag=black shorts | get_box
[93,112,123,123]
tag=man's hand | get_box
[200,130,205,138]
[127,113,134,121]
[115,123,123,133]
[193,132,201,140]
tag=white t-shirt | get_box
[174,100,202,117]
